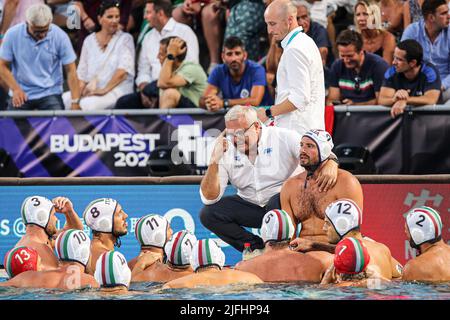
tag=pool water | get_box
[0,279,449,300]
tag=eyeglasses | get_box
[354,76,362,94]
[226,122,256,140]
[29,25,50,38]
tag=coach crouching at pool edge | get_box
[199,105,339,257]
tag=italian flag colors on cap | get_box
[4,246,39,279]
[334,237,370,275]
[191,239,224,272]
[415,206,442,238]
[167,230,194,266]
[55,229,76,262]
[273,209,293,241]
[100,251,117,286]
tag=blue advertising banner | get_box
[0,114,225,177]
[0,184,248,267]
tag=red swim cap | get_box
[334,237,370,275]
[3,246,39,278]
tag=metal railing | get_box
[1,105,450,118]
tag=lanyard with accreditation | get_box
[286,28,303,47]
[262,29,303,127]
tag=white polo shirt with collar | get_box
[200,125,303,207]
[275,26,325,137]
[136,17,200,86]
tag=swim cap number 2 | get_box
[415,215,425,227]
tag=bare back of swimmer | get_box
[403,207,450,282]
[0,264,99,289]
[236,245,333,282]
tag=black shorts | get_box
[178,95,197,108]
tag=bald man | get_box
[258,0,325,136]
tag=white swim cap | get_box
[164,230,197,267]
[83,198,118,233]
[302,129,334,162]
[325,199,362,239]
[406,206,443,246]
[135,214,170,248]
[55,229,91,267]
[260,209,295,244]
[190,239,225,272]
[94,251,131,288]
[21,196,54,229]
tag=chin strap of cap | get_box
[303,163,322,189]
[114,237,122,248]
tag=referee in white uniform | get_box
[199,106,338,252]
[258,0,325,136]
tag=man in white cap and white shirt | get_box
[15,196,83,270]
[258,0,325,136]
[402,206,450,282]
[83,198,129,275]
[235,209,333,282]
[1,229,98,289]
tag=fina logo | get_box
[240,89,250,99]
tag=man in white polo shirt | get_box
[115,0,199,109]
[199,105,338,253]
[258,0,325,136]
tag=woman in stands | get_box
[63,0,135,110]
[354,0,396,65]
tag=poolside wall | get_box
[0,175,448,267]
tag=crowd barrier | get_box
[1,105,449,178]
[0,175,449,266]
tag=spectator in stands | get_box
[379,39,442,118]
[200,36,273,111]
[295,0,332,67]
[402,0,450,102]
[380,0,404,38]
[115,0,199,109]
[403,0,425,29]
[172,0,226,74]
[157,36,207,108]
[0,4,80,110]
[0,0,43,41]
[225,0,267,62]
[73,0,133,53]
[327,30,389,106]
[47,0,73,28]
[62,0,135,110]
[354,0,396,65]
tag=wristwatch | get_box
[71,98,80,104]
[223,99,230,109]
[167,54,175,61]
[265,107,274,119]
